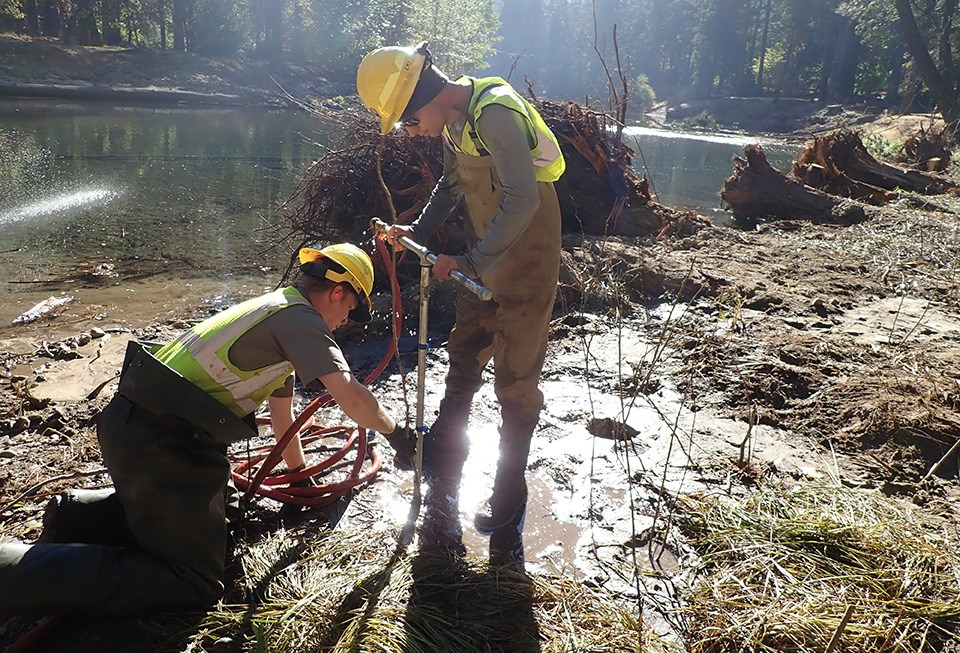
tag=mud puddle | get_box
[287,307,838,618]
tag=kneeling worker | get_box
[0,243,414,615]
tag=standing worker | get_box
[357,43,565,566]
[0,244,414,615]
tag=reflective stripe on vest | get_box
[443,76,566,183]
[154,287,310,417]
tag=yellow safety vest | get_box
[443,76,565,183]
[154,287,309,417]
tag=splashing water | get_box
[0,188,119,225]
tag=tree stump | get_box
[721,144,867,224]
[795,130,958,195]
[792,161,896,205]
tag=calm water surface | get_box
[0,102,799,333]
[0,101,330,332]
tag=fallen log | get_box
[792,161,896,205]
[721,144,867,224]
[795,130,958,195]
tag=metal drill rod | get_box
[370,217,493,301]
[372,217,492,547]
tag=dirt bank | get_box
[4,182,960,648]
[0,33,354,108]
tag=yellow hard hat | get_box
[299,243,374,322]
[357,43,429,134]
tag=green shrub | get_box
[678,110,719,132]
[633,73,657,111]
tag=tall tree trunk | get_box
[895,0,960,126]
[40,0,62,36]
[756,0,772,91]
[264,0,285,62]
[172,0,187,51]
[745,0,761,91]
[818,22,838,99]
[886,39,905,107]
[23,0,40,34]
[72,0,101,44]
[828,18,860,102]
[157,0,167,49]
[939,0,957,94]
[289,1,304,62]
[101,0,123,44]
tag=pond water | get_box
[0,101,330,331]
[0,101,800,332]
[622,125,800,218]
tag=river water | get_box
[0,101,799,334]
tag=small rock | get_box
[90,327,107,339]
[77,333,92,347]
[587,417,640,440]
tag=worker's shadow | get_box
[406,552,542,652]
[321,547,541,652]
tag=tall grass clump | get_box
[678,485,960,652]
[189,526,666,652]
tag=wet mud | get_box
[4,203,960,648]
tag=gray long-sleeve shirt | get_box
[410,103,541,279]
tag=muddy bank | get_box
[5,184,960,647]
[0,34,354,108]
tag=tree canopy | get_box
[1,0,957,123]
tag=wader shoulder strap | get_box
[465,81,505,157]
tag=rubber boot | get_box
[473,411,533,535]
[38,488,135,546]
[489,507,526,568]
[418,398,471,556]
[422,398,472,480]
[0,540,223,615]
[474,403,536,568]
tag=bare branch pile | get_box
[281,102,704,263]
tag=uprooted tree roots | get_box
[280,102,703,272]
[722,130,960,223]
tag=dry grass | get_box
[186,526,663,652]
[834,199,960,302]
[678,485,960,652]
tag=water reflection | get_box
[0,101,338,328]
[621,125,801,213]
[0,102,328,276]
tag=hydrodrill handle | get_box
[371,218,493,302]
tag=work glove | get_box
[384,423,417,471]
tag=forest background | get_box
[1,0,958,129]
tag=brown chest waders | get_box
[443,151,562,539]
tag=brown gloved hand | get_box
[384,423,417,471]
